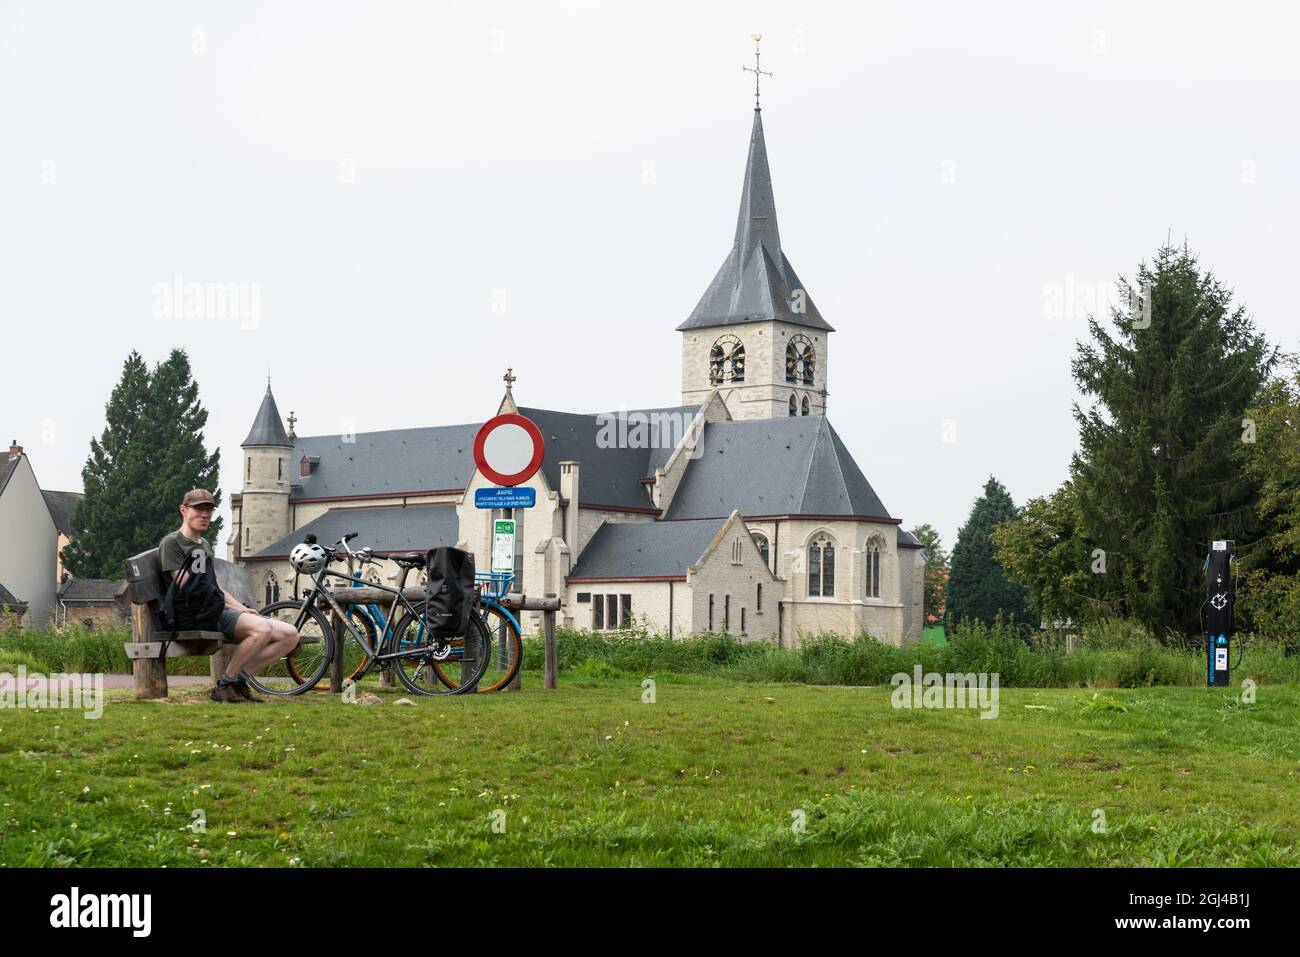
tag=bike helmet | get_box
[289,541,327,574]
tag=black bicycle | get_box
[247,533,491,697]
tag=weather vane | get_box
[743,34,772,110]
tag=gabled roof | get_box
[241,385,292,447]
[58,579,126,602]
[567,517,727,580]
[250,504,460,559]
[677,110,832,333]
[520,405,697,511]
[664,415,894,521]
[285,405,697,511]
[0,580,26,611]
[43,490,83,538]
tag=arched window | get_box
[709,335,745,384]
[801,396,810,416]
[807,535,835,597]
[751,532,769,570]
[786,335,815,384]
[865,538,882,598]
[264,573,280,606]
[788,394,798,417]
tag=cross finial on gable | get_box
[503,367,516,395]
[287,411,297,439]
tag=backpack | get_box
[161,545,226,632]
[424,546,477,637]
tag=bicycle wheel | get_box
[289,604,376,687]
[436,603,521,693]
[244,602,335,696]
[391,606,491,697]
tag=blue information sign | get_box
[475,486,536,509]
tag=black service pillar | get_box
[1206,540,1232,687]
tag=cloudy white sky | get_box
[3,0,1298,551]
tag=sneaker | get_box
[210,682,246,704]
[233,673,264,703]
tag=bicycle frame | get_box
[295,566,438,664]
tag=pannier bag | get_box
[424,546,477,637]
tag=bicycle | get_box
[252,533,491,697]
[432,572,523,693]
[311,547,523,694]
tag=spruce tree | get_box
[62,350,222,579]
[1070,242,1274,637]
[945,476,1032,629]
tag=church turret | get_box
[679,43,832,420]
[235,383,293,560]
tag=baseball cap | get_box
[181,488,217,508]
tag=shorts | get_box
[218,608,252,639]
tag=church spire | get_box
[676,61,833,334]
[241,382,292,448]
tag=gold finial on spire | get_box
[743,34,772,110]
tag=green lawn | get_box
[1,674,1296,866]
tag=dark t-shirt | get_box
[159,530,215,575]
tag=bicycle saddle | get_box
[389,552,425,567]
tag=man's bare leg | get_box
[225,614,300,679]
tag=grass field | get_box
[1,672,1296,867]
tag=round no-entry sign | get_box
[473,413,545,487]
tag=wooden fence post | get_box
[131,604,167,700]
[543,592,557,690]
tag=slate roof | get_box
[58,579,126,602]
[897,528,924,549]
[289,424,480,499]
[0,453,19,497]
[242,385,292,447]
[677,109,832,333]
[664,416,894,521]
[0,580,26,612]
[42,490,83,537]
[567,518,727,580]
[250,504,460,559]
[285,405,697,511]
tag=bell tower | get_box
[236,382,293,559]
[678,40,833,420]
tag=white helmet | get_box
[289,541,327,574]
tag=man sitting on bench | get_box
[159,488,300,704]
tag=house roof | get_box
[58,579,126,602]
[42,490,83,538]
[285,405,697,511]
[242,384,292,447]
[664,415,894,521]
[0,453,19,498]
[567,517,727,580]
[250,504,460,559]
[677,109,832,333]
[0,580,26,611]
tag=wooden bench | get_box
[121,549,318,700]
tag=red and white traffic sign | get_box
[473,413,545,487]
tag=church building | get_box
[229,99,925,645]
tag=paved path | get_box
[0,673,211,691]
